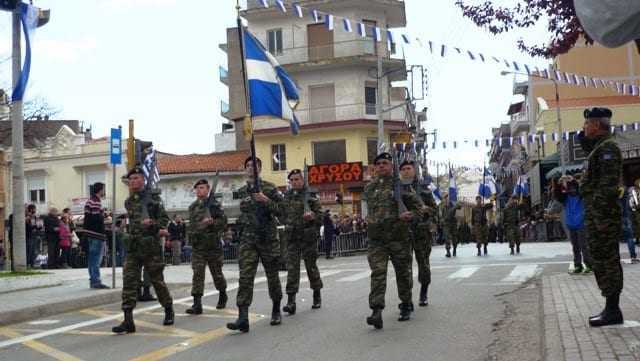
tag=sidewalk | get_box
[543,260,640,361]
[0,264,240,327]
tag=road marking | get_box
[0,327,83,361]
[82,308,197,338]
[336,270,370,283]
[501,265,541,283]
[431,260,568,270]
[12,328,189,338]
[447,266,480,279]
[28,320,61,326]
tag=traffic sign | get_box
[110,128,122,165]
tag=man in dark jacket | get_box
[323,211,335,259]
[84,182,109,289]
[43,208,61,269]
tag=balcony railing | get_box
[510,111,529,133]
[274,39,398,66]
[219,66,228,85]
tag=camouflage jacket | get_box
[580,134,623,220]
[281,187,323,231]
[502,202,520,228]
[471,204,492,226]
[364,175,423,227]
[440,201,459,226]
[187,197,227,252]
[124,190,169,255]
[236,179,283,242]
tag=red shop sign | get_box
[308,162,364,185]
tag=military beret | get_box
[373,152,393,164]
[584,107,612,120]
[244,156,262,168]
[399,160,415,168]
[287,169,302,179]
[193,179,209,188]
[126,166,145,178]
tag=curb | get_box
[0,275,62,294]
[0,283,191,327]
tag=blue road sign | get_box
[110,128,122,165]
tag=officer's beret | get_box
[126,166,145,178]
[193,179,209,188]
[244,156,262,168]
[399,160,415,168]
[287,169,302,179]
[584,107,612,120]
[373,152,393,164]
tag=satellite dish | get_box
[537,97,549,111]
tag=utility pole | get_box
[376,55,384,152]
[10,7,25,271]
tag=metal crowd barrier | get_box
[319,231,368,257]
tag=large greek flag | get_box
[448,167,457,203]
[424,175,442,205]
[243,28,301,134]
[478,167,497,199]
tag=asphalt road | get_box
[0,242,576,361]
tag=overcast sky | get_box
[0,0,550,167]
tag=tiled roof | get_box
[547,96,640,109]
[0,120,81,148]
[157,150,249,175]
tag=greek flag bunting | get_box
[243,28,301,135]
[275,0,286,13]
[293,3,303,17]
[478,168,497,199]
[448,167,457,203]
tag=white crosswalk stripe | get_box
[447,266,480,279]
[500,265,541,283]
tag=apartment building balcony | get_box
[509,111,529,135]
[219,66,229,86]
[221,101,230,118]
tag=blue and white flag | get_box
[275,0,286,13]
[325,14,334,30]
[448,167,457,203]
[243,29,301,134]
[373,27,382,42]
[357,23,366,37]
[12,3,39,102]
[478,167,497,199]
[311,9,320,23]
[259,0,269,8]
[513,175,530,197]
[425,175,442,205]
[343,18,352,32]
[293,3,303,18]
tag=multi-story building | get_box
[221,0,410,214]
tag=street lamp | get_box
[500,70,565,176]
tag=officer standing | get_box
[112,167,174,334]
[440,193,461,258]
[365,153,423,329]
[281,169,323,315]
[472,196,493,256]
[399,160,437,307]
[227,157,284,333]
[185,179,228,315]
[579,107,624,327]
[503,195,521,255]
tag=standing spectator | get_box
[622,187,638,263]
[323,211,335,259]
[555,177,593,274]
[168,216,185,265]
[58,213,72,269]
[84,182,109,289]
[25,204,38,268]
[43,208,61,269]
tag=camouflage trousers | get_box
[191,249,227,296]
[368,239,413,309]
[473,224,489,248]
[286,232,322,294]
[412,234,432,287]
[585,216,624,297]
[505,226,521,248]
[122,253,172,310]
[236,240,283,307]
[443,224,458,250]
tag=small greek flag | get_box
[467,51,475,60]
[325,14,334,30]
[633,122,639,131]
[374,27,382,42]
[275,0,286,12]
[387,30,394,44]
[293,3,303,17]
[402,34,410,44]
[524,64,531,75]
[343,18,352,32]
[357,23,366,37]
[441,45,446,57]
[311,9,319,23]
[259,0,269,8]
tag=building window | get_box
[271,144,287,171]
[26,175,46,204]
[314,140,346,165]
[569,132,587,161]
[267,28,283,55]
[365,84,377,115]
[85,169,106,197]
[367,138,378,165]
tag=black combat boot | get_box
[270,300,282,325]
[398,303,411,322]
[589,293,624,327]
[283,293,297,315]
[366,308,383,329]
[163,305,175,326]
[216,290,228,309]
[477,248,481,256]
[419,284,429,307]
[138,286,156,302]
[483,245,488,255]
[453,246,457,257]
[185,295,203,315]
[227,306,250,332]
[510,247,515,255]
[112,309,135,334]
[516,244,520,254]
[312,289,322,309]
[446,249,451,258]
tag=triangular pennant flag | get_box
[441,44,446,57]
[293,3,303,18]
[633,122,639,131]
[428,41,433,54]
[542,133,547,144]
[387,30,394,44]
[357,23,366,38]
[259,0,269,8]
[467,50,475,60]
[512,61,520,71]
[275,0,286,12]
[401,34,410,44]
[504,59,511,68]
[373,27,382,42]
[343,18,352,32]
[524,64,531,75]
[455,47,461,54]
[325,14,334,30]
[311,9,320,23]
[478,53,485,62]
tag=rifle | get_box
[303,159,311,213]
[391,145,409,215]
[205,171,221,219]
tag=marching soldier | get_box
[365,153,423,329]
[503,195,521,255]
[281,169,323,315]
[112,167,174,334]
[579,107,624,327]
[440,193,461,258]
[227,157,284,333]
[472,196,493,256]
[399,160,437,307]
[185,179,228,315]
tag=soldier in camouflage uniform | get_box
[112,167,174,334]
[399,160,437,307]
[472,196,493,256]
[281,169,323,315]
[503,195,521,255]
[364,153,423,329]
[185,179,228,315]
[579,107,624,327]
[227,157,284,333]
[440,193,461,258]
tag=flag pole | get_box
[236,1,260,192]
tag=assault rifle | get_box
[303,159,311,213]
[205,171,221,219]
[391,145,409,215]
